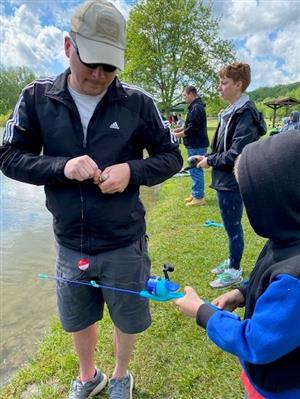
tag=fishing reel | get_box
[140,263,184,301]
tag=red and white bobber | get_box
[78,258,89,271]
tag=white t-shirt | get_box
[68,84,107,141]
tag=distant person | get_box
[269,116,289,136]
[175,113,185,144]
[176,113,185,128]
[280,116,290,131]
[0,1,182,398]
[194,62,266,288]
[174,131,300,399]
[280,111,300,132]
[173,86,209,206]
[168,114,174,124]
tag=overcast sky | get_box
[0,0,299,90]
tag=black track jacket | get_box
[0,70,183,254]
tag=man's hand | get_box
[173,127,184,134]
[98,163,131,194]
[174,132,186,139]
[212,289,245,311]
[174,286,205,318]
[64,155,100,181]
[172,127,185,138]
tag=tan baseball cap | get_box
[71,0,126,70]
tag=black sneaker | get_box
[68,368,108,399]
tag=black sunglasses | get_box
[69,34,117,72]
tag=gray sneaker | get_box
[108,373,134,399]
[68,368,108,399]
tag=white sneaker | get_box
[210,268,243,288]
[211,259,230,275]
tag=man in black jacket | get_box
[0,1,182,398]
[173,86,209,206]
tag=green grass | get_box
[0,157,265,399]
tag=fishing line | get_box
[38,274,140,295]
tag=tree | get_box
[122,0,234,113]
[0,65,36,115]
[205,96,227,117]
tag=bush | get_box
[0,110,12,127]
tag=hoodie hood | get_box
[238,130,300,244]
[221,94,249,120]
[243,101,267,135]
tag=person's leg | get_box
[187,147,207,199]
[217,190,244,270]
[55,244,108,397]
[102,236,151,397]
[111,327,136,379]
[72,324,98,382]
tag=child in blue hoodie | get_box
[174,131,300,398]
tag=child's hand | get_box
[173,286,204,318]
[197,157,209,169]
[212,289,245,311]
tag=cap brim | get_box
[76,35,124,71]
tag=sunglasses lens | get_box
[82,62,116,72]
[85,63,99,70]
[102,64,117,72]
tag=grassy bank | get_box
[0,147,265,399]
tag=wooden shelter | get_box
[264,97,300,127]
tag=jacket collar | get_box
[45,68,127,103]
[188,97,201,110]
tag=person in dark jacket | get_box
[0,1,183,398]
[195,62,266,288]
[174,131,300,399]
[173,86,209,206]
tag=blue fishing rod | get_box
[38,263,185,302]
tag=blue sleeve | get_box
[206,274,300,364]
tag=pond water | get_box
[0,127,160,386]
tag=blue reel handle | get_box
[165,280,180,291]
[140,290,185,302]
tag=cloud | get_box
[0,4,66,75]
[272,24,300,80]
[244,33,272,58]
[217,0,300,38]
[1,0,299,89]
[212,0,300,88]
